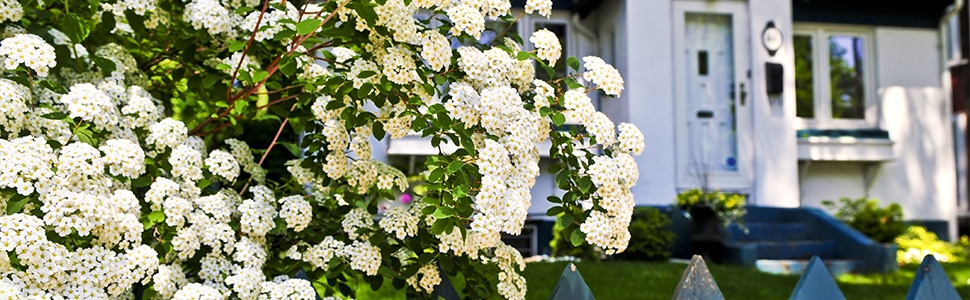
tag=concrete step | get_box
[728,222,809,242]
[756,258,862,277]
[748,240,838,259]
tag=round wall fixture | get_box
[762,21,783,56]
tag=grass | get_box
[521,260,970,300]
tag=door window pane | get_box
[829,35,866,119]
[794,34,815,118]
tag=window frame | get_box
[793,24,878,130]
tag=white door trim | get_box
[673,1,753,192]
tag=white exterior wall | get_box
[799,28,957,239]
[618,0,679,205]
[747,0,801,207]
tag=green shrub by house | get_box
[616,206,675,261]
[822,197,906,243]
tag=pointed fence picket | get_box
[540,254,963,300]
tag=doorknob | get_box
[739,82,747,106]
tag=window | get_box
[794,26,875,128]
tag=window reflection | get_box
[829,35,865,119]
[794,34,815,118]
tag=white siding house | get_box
[385,0,967,246]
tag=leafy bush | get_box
[676,189,746,226]
[616,207,675,261]
[550,214,600,261]
[895,226,968,264]
[0,0,643,298]
[822,197,906,243]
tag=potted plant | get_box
[676,189,747,240]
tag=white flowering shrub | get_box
[0,0,641,299]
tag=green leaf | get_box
[38,80,68,94]
[131,175,152,188]
[354,2,380,28]
[446,160,463,175]
[60,13,91,43]
[147,211,165,223]
[433,207,455,219]
[229,40,247,52]
[567,56,580,71]
[545,206,563,216]
[551,112,566,127]
[279,56,297,76]
[6,194,28,215]
[430,219,449,235]
[357,71,377,78]
[252,70,270,83]
[569,228,586,247]
[517,51,531,61]
[296,19,322,35]
[428,168,445,182]
[578,176,593,193]
[372,122,385,139]
[558,212,574,227]
[89,55,117,77]
[40,111,68,120]
[564,77,584,89]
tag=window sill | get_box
[796,129,894,162]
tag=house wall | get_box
[600,0,800,207]
[799,28,957,240]
[748,0,801,207]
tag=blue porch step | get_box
[728,222,809,241]
[751,240,838,259]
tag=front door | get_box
[674,1,752,191]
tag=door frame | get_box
[673,0,753,192]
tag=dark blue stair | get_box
[751,240,837,259]
[729,223,808,242]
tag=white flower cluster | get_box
[242,3,299,42]
[345,160,409,194]
[170,144,204,182]
[0,79,30,135]
[0,34,56,77]
[407,263,441,293]
[493,244,528,300]
[447,4,486,39]
[59,83,120,130]
[375,0,421,44]
[205,149,240,181]
[0,0,23,23]
[226,138,267,184]
[378,205,420,240]
[0,136,54,195]
[147,118,188,151]
[421,31,452,72]
[99,139,146,179]
[530,29,561,66]
[579,152,641,253]
[184,0,240,36]
[382,46,420,85]
[583,56,625,97]
[279,195,313,232]
[525,0,553,18]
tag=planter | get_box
[685,205,728,263]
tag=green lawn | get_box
[521,261,970,300]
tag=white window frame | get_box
[793,24,878,130]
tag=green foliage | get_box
[616,207,675,261]
[675,189,746,226]
[895,226,968,264]
[550,214,599,261]
[822,197,906,243]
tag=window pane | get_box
[829,35,866,119]
[794,34,814,118]
[535,22,567,80]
